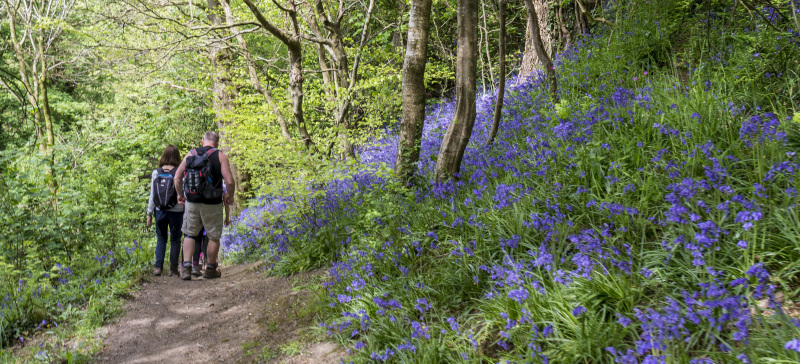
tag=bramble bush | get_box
[222,0,800,362]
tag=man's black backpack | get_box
[152,168,178,210]
[183,148,224,202]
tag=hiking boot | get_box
[191,265,202,277]
[169,268,180,277]
[153,267,162,276]
[180,265,192,281]
[203,266,221,279]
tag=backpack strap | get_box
[204,148,218,157]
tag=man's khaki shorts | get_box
[182,202,224,241]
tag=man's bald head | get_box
[202,131,219,147]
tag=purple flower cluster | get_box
[739,113,786,147]
[219,9,800,361]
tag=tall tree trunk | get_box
[557,4,571,50]
[434,0,479,181]
[39,76,57,191]
[314,1,356,159]
[522,0,558,101]
[481,0,494,90]
[304,10,333,88]
[207,0,237,119]
[313,0,375,160]
[5,0,57,191]
[40,79,54,153]
[394,0,433,183]
[243,0,314,150]
[304,5,339,157]
[575,1,587,34]
[392,0,407,49]
[207,0,249,211]
[38,36,54,156]
[486,0,506,148]
[519,0,551,77]
[287,43,314,149]
[220,0,292,141]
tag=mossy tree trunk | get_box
[519,0,551,77]
[522,0,558,101]
[207,0,249,212]
[394,0,433,184]
[434,0,479,181]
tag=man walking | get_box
[174,131,235,280]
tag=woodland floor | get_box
[94,262,344,364]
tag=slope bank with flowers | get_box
[223,2,800,362]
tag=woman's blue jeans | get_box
[154,210,184,270]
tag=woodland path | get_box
[94,262,344,363]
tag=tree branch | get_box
[190,21,260,31]
[147,80,206,94]
[348,0,374,88]
[242,0,295,46]
[300,33,334,46]
[270,0,292,14]
[575,0,615,28]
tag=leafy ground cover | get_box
[0,238,149,362]
[0,151,154,361]
[222,1,800,363]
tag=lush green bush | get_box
[0,148,150,349]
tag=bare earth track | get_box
[95,263,344,364]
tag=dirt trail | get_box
[95,262,344,364]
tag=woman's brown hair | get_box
[158,145,182,168]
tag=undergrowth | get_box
[0,151,153,361]
[223,0,800,362]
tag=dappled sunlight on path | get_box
[95,263,343,363]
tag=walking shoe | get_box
[191,265,202,277]
[203,266,221,279]
[180,265,192,281]
[153,267,162,276]
[169,268,180,277]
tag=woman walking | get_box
[146,145,185,276]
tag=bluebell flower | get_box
[508,288,529,303]
[617,314,632,327]
[410,321,430,340]
[730,278,748,287]
[784,338,800,352]
[397,339,417,353]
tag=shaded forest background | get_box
[4,0,800,362]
